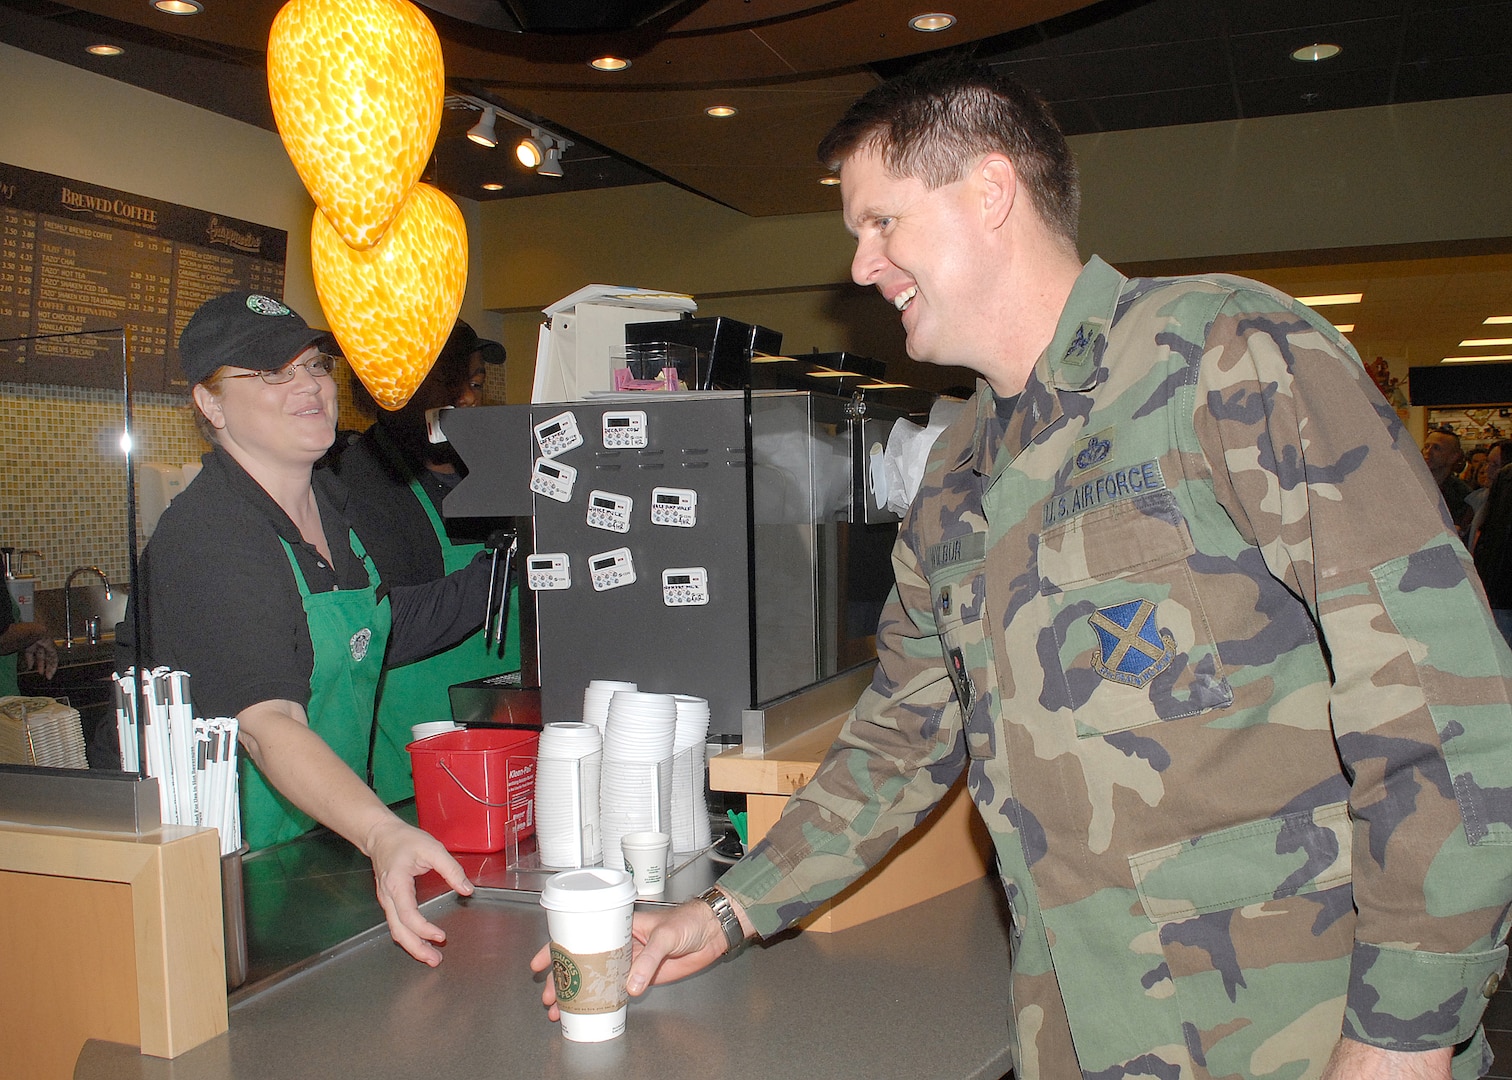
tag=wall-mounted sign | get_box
[0,162,287,394]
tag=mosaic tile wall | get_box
[1,369,374,593]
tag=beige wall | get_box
[1075,94,1512,262]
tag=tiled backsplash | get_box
[1,372,373,595]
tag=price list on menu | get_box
[0,162,287,394]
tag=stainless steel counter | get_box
[75,877,1016,1080]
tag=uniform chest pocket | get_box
[1037,489,1232,737]
[926,550,997,759]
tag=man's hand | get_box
[1321,1038,1452,1079]
[529,896,745,1021]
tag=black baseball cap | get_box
[178,291,333,386]
[448,319,505,367]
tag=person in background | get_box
[332,320,519,802]
[1469,439,1512,555]
[1472,439,1512,648]
[120,291,482,965]
[1423,425,1474,537]
[1463,446,1489,487]
[541,57,1512,1078]
[0,589,56,696]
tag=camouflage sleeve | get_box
[1194,287,1512,1050]
[715,511,969,937]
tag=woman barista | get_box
[120,291,479,965]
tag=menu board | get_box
[0,162,287,394]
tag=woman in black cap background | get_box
[333,319,519,804]
[119,290,482,966]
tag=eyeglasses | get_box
[225,353,338,385]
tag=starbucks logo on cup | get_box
[550,945,583,1002]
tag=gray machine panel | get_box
[529,396,753,735]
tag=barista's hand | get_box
[22,636,57,680]
[365,815,475,967]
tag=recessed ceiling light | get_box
[1460,337,1512,347]
[1485,315,1512,324]
[590,56,630,71]
[152,0,203,13]
[1333,324,1355,333]
[705,105,737,118]
[1296,292,1363,306]
[909,13,957,32]
[481,182,504,191]
[1443,355,1512,363]
[819,176,841,186]
[86,43,124,56]
[1291,42,1341,62]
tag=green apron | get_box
[240,529,391,852]
[0,589,20,698]
[367,429,520,803]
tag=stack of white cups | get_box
[534,722,604,868]
[671,695,712,854]
[582,680,637,741]
[599,691,676,874]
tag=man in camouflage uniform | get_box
[534,58,1512,1078]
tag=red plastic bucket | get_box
[408,727,539,854]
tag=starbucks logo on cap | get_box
[246,295,293,317]
[349,628,372,662]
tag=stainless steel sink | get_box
[51,637,117,670]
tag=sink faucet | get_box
[64,566,113,649]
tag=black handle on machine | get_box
[483,528,518,659]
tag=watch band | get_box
[696,886,747,956]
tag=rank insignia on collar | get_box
[1088,600,1175,689]
[1062,321,1098,365]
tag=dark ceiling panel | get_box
[1237,67,1397,118]
[1226,20,1405,84]
[1074,84,1241,134]
[1000,38,1233,101]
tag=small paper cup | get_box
[619,830,670,898]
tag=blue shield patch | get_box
[1088,599,1176,688]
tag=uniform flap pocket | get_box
[1039,489,1194,592]
[1130,802,1352,924]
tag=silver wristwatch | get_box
[696,886,747,956]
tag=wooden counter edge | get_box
[0,820,229,1060]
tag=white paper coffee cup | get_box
[540,868,638,1042]
[619,830,670,897]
